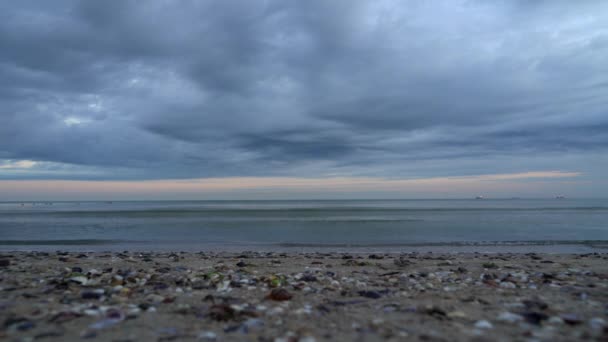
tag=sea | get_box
[1,199,607,253]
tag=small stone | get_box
[89,318,122,330]
[146,294,165,303]
[267,288,293,301]
[267,275,286,288]
[474,320,493,329]
[482,262,498,269]
[521,312,549,325]
[105,309,124,320]
[547,316,564,325]
[81,289,104,300]
[198,331,217,340]
[49,311,82,323]
[0,259,10,267]
[236,261,247,267]
[209,304,235,321]
[81,330,97,339]
[447,311,467,319]
[499,281,516,289]
[83,308,100,316]
[523,299,549,311]
[87,269,101,276]
[111,275,124,286]
[174,304,192,315]
[17,320,35,331]
[301,274,317,282]
[241,318,264,333]
[560,313,583,325]
[158,327,179,339]
[394,257,413,267]
[589,317,606,330]
[497,312,522,323]
[420,306,446,318]
[152,282,169,290]
[358,290,382,299]
[33,331,64,339]
[69,276,88,285]
[268,307,284,316]
[4,317,25,329]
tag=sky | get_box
[0,0,607,200]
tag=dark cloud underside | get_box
[0,0,607,180]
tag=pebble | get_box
[267,288,293,301]
[547,316,564,325]
[521,312,549,325]
[420,306,446,318]
[447,311,467,319]
[474,320,493,329]
[81,289,105,299]
[83,309,101,316]
[497,312,523,323]
[358,290,382,299]
[268,307,284,316]
[70,276,89,285]
[482,262,498,269]
[394,257,413,267]
[499,281,516,289]
[300,274,317,282]
[242,318,265,333]
[13,320,35,331]
[589,317,606,330]
[209,304,235,321]
[523,299,548,311]
[294,305,313,315]
[560,313,583,325]
[88,317,122,330]
[198,331,217,340]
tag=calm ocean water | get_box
[1,199,607,252]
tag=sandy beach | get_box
[1,251,607,341]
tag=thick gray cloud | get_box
[0,0,607,180]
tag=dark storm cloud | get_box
[0,0,607,180]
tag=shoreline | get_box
[1,241,607,254]
[1,251,608,341]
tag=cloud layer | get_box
[1,1,607,183]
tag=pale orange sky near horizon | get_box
[0,171,587,200]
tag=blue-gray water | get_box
[1,199,607,252]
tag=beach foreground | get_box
[1,252,607,341]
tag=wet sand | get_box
[1,251,607,341]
